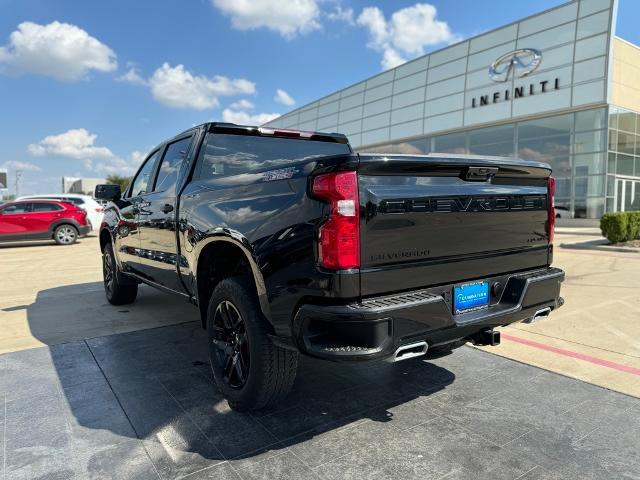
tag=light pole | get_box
[15,170,22,197]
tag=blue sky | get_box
[0,0,637,195]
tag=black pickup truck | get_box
[95,122,564,411]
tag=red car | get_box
[0,199,91,245]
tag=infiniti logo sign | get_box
[471,47,558,108]
[488,48,542,82]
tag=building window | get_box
[433,133,467,154]
[607,106,640,213]
[468,125,515,157]
[358,107,613,218]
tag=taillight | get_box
[95,207,103,213]
[547,176,555,244]
[312,171,360,270]
[258,127,313,138]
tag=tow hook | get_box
[470,329,501,346]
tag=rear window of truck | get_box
[195,133,351,179]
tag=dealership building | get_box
[61,177,105,195]
[265,0,640,218]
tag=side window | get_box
[32,202,63,212]
[2,203,31,214]
[130,150,160,197]
[154,136,192,193]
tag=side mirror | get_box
[95,184,122,201]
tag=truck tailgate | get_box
[358,154,552,296]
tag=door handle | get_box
[161,204,174,214]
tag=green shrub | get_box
[600,211,640,243]
[628,211,640,240]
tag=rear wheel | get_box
[53,225,78,245]
[103,243,138,305]
[207,278,298,411]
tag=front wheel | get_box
[207,278,298,411]
[53,225,78,245]
[103,243,138,305]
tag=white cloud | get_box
[148,63,255,110]
[117,67,147,86]
[211,0,320,38]
[274,88,295,107]
[327,5,355,25]
[129,150,146,166]
[229,99,254,110]
[23,128,146,179]
[0,21,117,80]
[222,108,280,125]
[1,160,41,172]
[28,128,114,160]
[93,151,144,176]
[357,4,459,70]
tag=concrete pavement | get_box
[478,232,640,397]
[1,232,639,397]
[0,236,198,354]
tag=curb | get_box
[555,229,602,237]
[560,241,640,253]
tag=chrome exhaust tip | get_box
[389,341,428,362]
[524,306,552,324]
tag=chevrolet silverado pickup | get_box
[95,122,564,411]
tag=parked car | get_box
[555,205,573,218]
[17,194,104,231]
[0,199,90,245]
[96,122,565,411]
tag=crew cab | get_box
[95,122,564,411]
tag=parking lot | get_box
[1,234,640,479]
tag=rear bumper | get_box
[292,266,564,362]
[78,225,91,237]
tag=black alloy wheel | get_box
[211,300,250,389]
[102,243,138,305]
[206,277,298,411]
[103,249,115,297]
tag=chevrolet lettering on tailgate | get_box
[378,195,547,214]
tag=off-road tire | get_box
[102,243,138,305]
[207,277,298,411]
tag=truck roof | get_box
[201,122,350,144]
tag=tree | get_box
[105,174,132,192]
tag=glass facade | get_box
[607,106,640,213]
[359,108,609,218]
[265,0,622,219]
[268,0,613,151]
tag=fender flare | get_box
[192,230,272,322]
[48,218,82,236]
[98,224,115,249]
[98,224,130,274]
